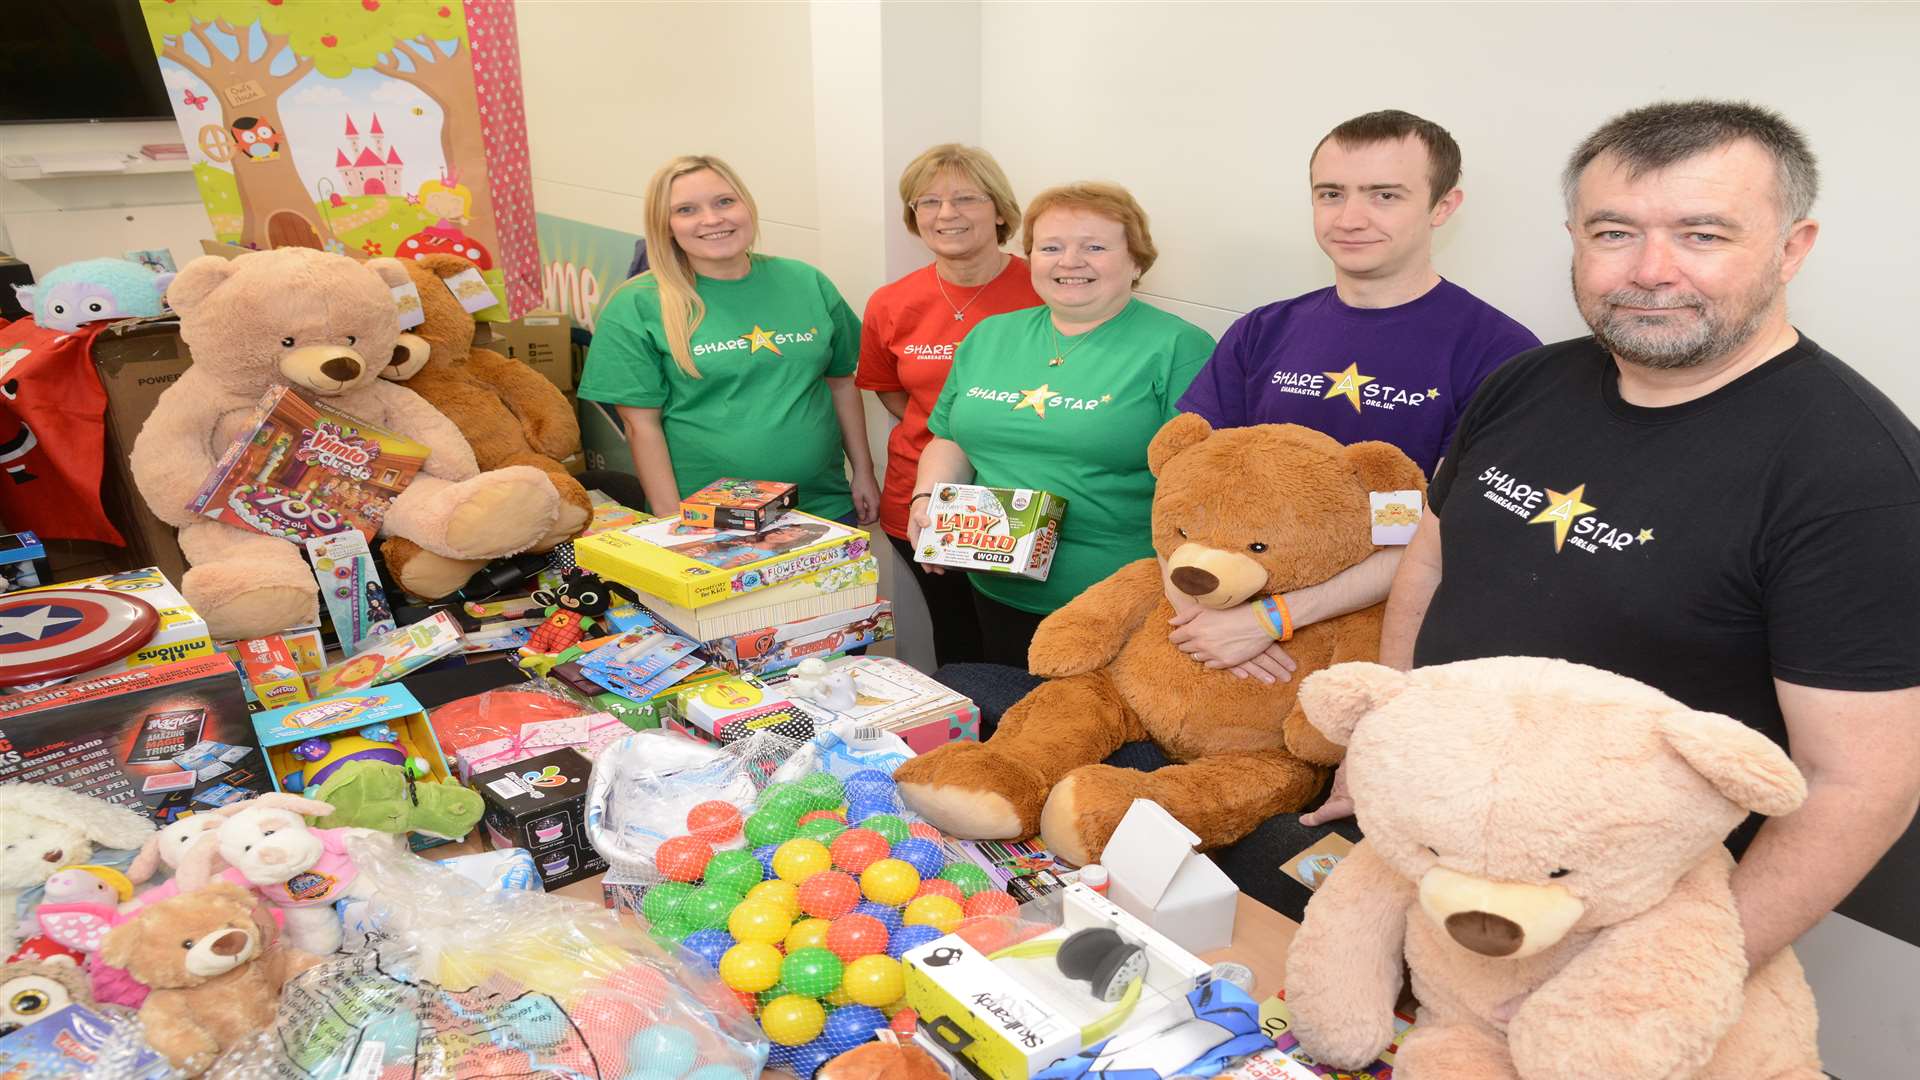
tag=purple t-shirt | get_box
[1176,280,1539,475]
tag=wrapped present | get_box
[575,711,632,761]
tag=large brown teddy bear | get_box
[130,249,560,641]
[896,415,1424,865]
[100,882,324,1075]
[1285,658,1821,1080]
[378,254,593,598]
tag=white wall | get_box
[0,120,211,275]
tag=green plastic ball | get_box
[796,818,847,845]
[704,849,766,894]
[745,810,800,847]
[781,946,845,998]
[798,771,845,804]
[937,862,993,897]
[641,881,697,925]
[861,814,909,846]
[685,884,745,930]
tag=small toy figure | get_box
[398,171,493,269]
[230,116,282,160]
[13,258,174,334]
[518,570,611,671]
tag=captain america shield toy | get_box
[0,588,159,686]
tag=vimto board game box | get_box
[916,484,1066,581]
[574,510,869,609]
[680,477,797,533]
[188,385,431,542]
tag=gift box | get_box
[574,510,869,609]
[704,601,895,676]
[473,748,604,889]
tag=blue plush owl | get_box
[13,258,175,333]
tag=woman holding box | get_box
[580,154,879,525]
[911,182,1213,669]
[858,144,1041,666]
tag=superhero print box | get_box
[11,566,214,683]
[574,510,870,609]
[0,654,272,824]
[188,385,430,543]
[916,484,1067,581]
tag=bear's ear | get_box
[166,256,241,318]
[1657,709,1807,817]
[1298,662,1409,746]
[364,257,412,290]
[1343,440,1426,500]
[1148,413,1213,477]
[416,253,478,281]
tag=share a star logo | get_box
[1014,383,1054,419]
[1527,484,1597,553]
[1321,362,1375,413]
[742,325,782,355]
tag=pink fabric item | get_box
[464,0,539,317]
[35,903,147,1008]
[257,829,359,908]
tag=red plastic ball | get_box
[825,913,890,962]
[687,801,743,844]
[907,822,941,841]
[914,879,964,904]
[889,1008,918,1036]
[655,835,714,882]
[953,919,1020,954]
[796,870,862,919]
[829,828,891,874]
[964,890,1019,918]
[798,809,846,827]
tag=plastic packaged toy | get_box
[303,610,464,697]
[304,531,395,655]
[681,478,799,533]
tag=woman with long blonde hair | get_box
[579,154,878,524]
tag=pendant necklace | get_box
[933,269,989,322]
[1049,320,1105,367]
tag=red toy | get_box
[519,570,611,659]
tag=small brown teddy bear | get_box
[378,254,595,598]
[101,882,323,1075]
[897,415,1424,865]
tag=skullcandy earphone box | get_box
[471,747,605,890]
[902,883,1211,1080]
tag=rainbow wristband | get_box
[1258,595,1294,642]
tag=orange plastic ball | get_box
[654,835,713,882]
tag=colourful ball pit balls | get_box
[687,800,744,844]
[889,838,943,879]
[822,1003,888,1047]
[761,994,827,1046]
[744,809,799,847]
[860,858,921,906]
[824,984,854,1009]
[963,889,1020,919]
[907,822,941,842]
[798,809,846,827]
[781,945,845,998]
[886,923,942,960]
[913,879,964,905]
[861,814,910,846]
[641,881,697,926]
[703,849,765,895]
[825,913,889,962]
[727,900,791,946]
[796,818,848,845]
[681,928,735,973]
[902,895,963,934]
[729,987,758,1017]
[627,1022,698,1078]
[952,918,1022,954]
[654,835,713,883]
[889,1008,919,1037]
[846,800,898,826]
[781,1037,838,1080]
[797,871,862,919]
[937,862,994,897]
[797,771,845,805]
[829,829,892,874]
[773,838,834,883]
[753,844,780,878]
[758,785,813,821]
[746,879,799,921]
[685,885,744,931]
[786,917,833,953]
[719,941,784,993]
[842,954,905,1007]
[852,901,904,934]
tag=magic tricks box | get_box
[680,477,798,533]
[575,510,870,609]
[0,654,270,823]
[915,485,1066,581]
[473,747,606,889]
[188,385,430,542]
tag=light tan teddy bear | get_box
[129,248,559,641]
[1284,657,1822,1080]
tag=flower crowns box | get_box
[915,484,1067,582]
[574,510,870,609]
[188,385,431,543]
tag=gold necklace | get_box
[1048,320,1106,367]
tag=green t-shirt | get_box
[929,299,1213,613]
[579,254,860,521]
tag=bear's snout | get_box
[41,849,62,863]
[1165,542,1269,609]
[281,345,369,391]
[1445,910,1525,956]
[319,355,361,381]
[209,929,250,957]
[381,332,431,381]
[1170,566,1219,596]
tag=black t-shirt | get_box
[1419,334,1920,753]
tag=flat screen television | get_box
[0,0,173,125]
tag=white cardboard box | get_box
[1103,799,1239,953]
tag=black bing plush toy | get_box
[517,569,611,674]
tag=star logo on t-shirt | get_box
[1427,388,1441,398]
[1321,362,1376,413]
[1637,528,1655,544]
[742,325,783,355]
[1527,484,1597,553]
[1014,383,1054,419]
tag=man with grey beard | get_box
[1368,100,1920,967]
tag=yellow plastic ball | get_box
[773,838,834,883]
[760,993,826,1046]
[902,894,963,934]
[746,879,799,921]
[727,900,791,946]
[859,858,921,906]
[881,997,909,1018]
[824,984,854,1008]
[718,942,784,993]
[843,955,905,1007]
[785,918,833,953]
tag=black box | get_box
[472,748,605,889]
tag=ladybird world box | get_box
[915,484,1066,581]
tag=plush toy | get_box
[378,253,592,598]
[125,814,225,892]
[280,723,427,794]
[0,957,93,1038]
[13,257,173,333]
[312,760,484,840]
[100,882,323,1075]
[1283,658,1822,1080]
[518,568,611,668]
[20,865,131,938]
[31,866,147,1009]
[896,417,1423,865]
[180,795,359,955]
[127,248,561,641]
[0,785,152,956]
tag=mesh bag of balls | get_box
[638,767,1028,1077]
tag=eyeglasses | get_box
[911,193,994,215]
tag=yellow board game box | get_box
[574,510,871,609]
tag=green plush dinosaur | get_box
[312,761,483,840]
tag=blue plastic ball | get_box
[681,928,735,973]
[852,900,903,933]
[889,838,943,878]
[888,923,943,960]
[822,1004,888,1047]
[753,844,780,878]
[785,1037,839,1080]
[628,1023,698,1078]
[845,769,893,787]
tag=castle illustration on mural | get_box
[333,114,405,198]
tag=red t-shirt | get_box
[856,257,1042,539]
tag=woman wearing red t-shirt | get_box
[857,145,1041,666]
